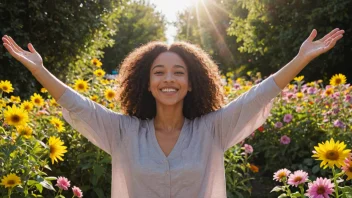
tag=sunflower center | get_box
[35,99,40,104]
[348,167,352,172]
[326,150,339,160]
[108,92,114,98]
[3,86,8,91]
[317,186,325,194]
[293,176,302,182]
[7,180,15,185]
[335,79,341,84]
[11,115,20,123]
[55,123,60,127]
[78,84,84,89]
[50,145,56,154]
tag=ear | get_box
[188,83,192,92]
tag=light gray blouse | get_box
[56,75,282,198]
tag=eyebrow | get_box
[152,64,186,70]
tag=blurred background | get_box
[0,0,350,98]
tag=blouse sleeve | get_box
[204,75,282,152]
[56,87,135,155]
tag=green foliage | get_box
[101,0,167,73]
[0,0,124,98]
[227,0,352,82]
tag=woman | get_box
[1,28,344,197]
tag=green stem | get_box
[8,188,12,198]
[299,185,305,198]
[332,167,339,198]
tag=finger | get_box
[329,30,345,40]
[307,29,317,42]
[28,43,38,54]
[320,28,340,42]
[3,43,22,60]
[7,36,25,53]
[2,37,21,54]
[324,34,343,51]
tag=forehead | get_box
[151,52,186,69]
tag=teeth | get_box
[161,88,177,92]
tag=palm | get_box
[299,28,344,62]
[2,35,43,72]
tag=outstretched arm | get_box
[273,28,344,89]
[2,35,66,100]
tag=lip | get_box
[159,88,178,96]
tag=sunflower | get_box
[30,93,44,107]
[324,88,334,96]
[312,138,351,169]
[91,58,103,67]
[104,89,116,101]
[40,88,48,93]
[74,79,89,92]
[296,92,304,99]
[93,69,106,77]
[100,79,110,85]
[0,99,7,108]
[16,125,33,139]
[48,136,67,164]
[4,105,29,126]
[10,96,21,103]
[50,117,65,132]
[0,173,21,188]
[288,84,295,90]
[0,80,14,93]
[50,98,59,107]
[90,95,99,102]
[294,75,304,82]
[330,74,347,86]
[21,100,34,111]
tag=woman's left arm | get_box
[205,28,344,152]
[273,28,344,89]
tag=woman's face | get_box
[149,52,191,107]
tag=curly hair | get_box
[116,41,225,120]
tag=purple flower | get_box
[283,114,293,123]
[307,87,316,95]
[275,122,283,128]
[243,144,253,154]
[333,120,345,129]
[345,95,352,104]
[280,135,291,145]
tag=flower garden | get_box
[0,59,351,197]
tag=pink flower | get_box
[243,144,253,154]
[275,122,283,128]
[55,176,70,190]
[288,170,308,187]
[273,168,291,182]
[280,135,291,145]
[72,186,83,198]
[305,177,334,198]
[283,114,293,123]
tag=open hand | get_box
[299,28,344,62]
[2,35,43,73]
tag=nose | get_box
[163,72,175,82]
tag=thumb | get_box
[28,43,38,53]
[307,29,317,42]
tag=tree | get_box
[101,0,167,74]
[0,0,124,97]
[227,0,352,82]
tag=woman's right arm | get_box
[2,35,136,155]
[2,35,66,100]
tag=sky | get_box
[147,0,194,44]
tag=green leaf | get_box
[94,188,105,198]
[35,183,43,193]
[270,186,284,192]
[278,193,288,198]
[40,180,55,191]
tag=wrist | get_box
[31,66,46,76]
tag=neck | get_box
[154,103,185,133]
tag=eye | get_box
[175,72,184,74]
[154,71,163,74]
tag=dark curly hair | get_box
[116,41,225,120]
